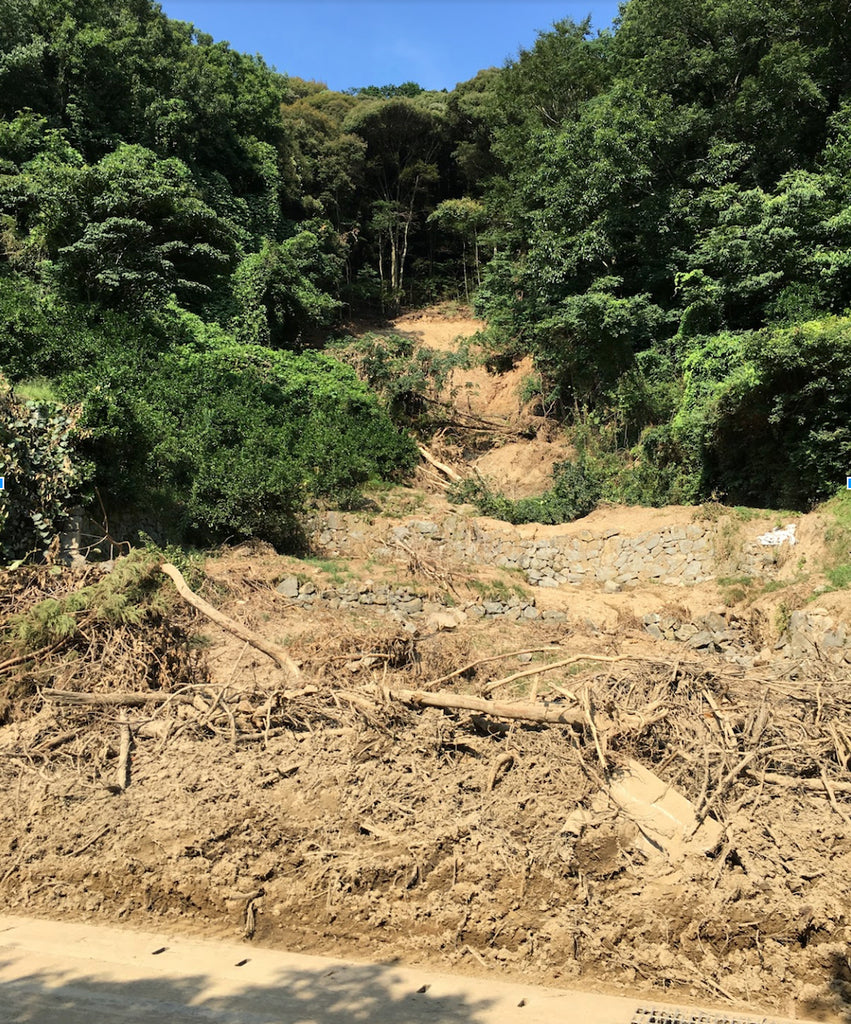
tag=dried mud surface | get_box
[2,541,850,1024]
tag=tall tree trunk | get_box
[399,217,411,296]
[390,229,399,292]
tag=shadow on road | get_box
[3,952,496,1024]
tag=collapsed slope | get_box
[1,490,850,1022]
[2,310,851,1022]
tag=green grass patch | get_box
[469,577,529,603]
[826,564,851,589]
[818,489,851,590]
[301,557,354,585]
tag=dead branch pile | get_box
[3,558,851,1013]
[0,559,205,727]
[2,561,849,831]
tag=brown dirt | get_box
[2,509,851,1023]
[2,307,851,1021]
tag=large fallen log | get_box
[160,563,302,683]
[385,687,586,727]
[380,686,669,739]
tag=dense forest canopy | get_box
[2,0,851,557]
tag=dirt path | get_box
[0,915,814,1024]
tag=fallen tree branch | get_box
[33,730,79,753]
[763,772,851,795]
[0,641,66,675]
[482,654,637,695]
[70,824,111,857]
[820,766,851,825]
[41,689,183,706]
[425,647,562,690]
[417,444,463,483]
[40,685,317,707]
[421,397,518,433]
[690,750,759,834]
[160,563,302,682]
[384,687,587,727]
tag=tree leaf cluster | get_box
[472,0,851,510]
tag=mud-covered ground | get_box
[2,311,851,1022]
[2,540,850,1024]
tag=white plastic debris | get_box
[757,523,797,546]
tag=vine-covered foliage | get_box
[62,322,416,550]
[0,376,84,560]
[330,332,468,425]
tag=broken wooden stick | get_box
[482,654,637,695]
[417,444,463,483]
[487,751,515,791]
[763,772,851,795]
[160,563,302,682]
[426,647,562,690]
[116,711,131,792]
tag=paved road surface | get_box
[0,915,809,1024]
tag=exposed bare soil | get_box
[1,311,850,1023]
[390,309,575,497]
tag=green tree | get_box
[53,144,236,308]
[427,197,486,299]
[231,227,343,349]
[344,99,443,301]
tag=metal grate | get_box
[631,1008,783,1024]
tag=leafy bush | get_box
[450,459,600,525]
[0,277,175,382]
[230,227,344,350]
[66,337,417,548]
[708,318,851,507]
[331,332,467,425]
[0,375,86,560]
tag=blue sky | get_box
[157,1,622,92]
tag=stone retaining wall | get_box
[274,575,566,625]
[643,608,850,667]
[274,571,849,667]
[314,512,790,591]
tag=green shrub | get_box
[66,338,417,549]
[709,318,851,507]
[450,459,600,525]
[0,375,86,560]
[330,332,467,425]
